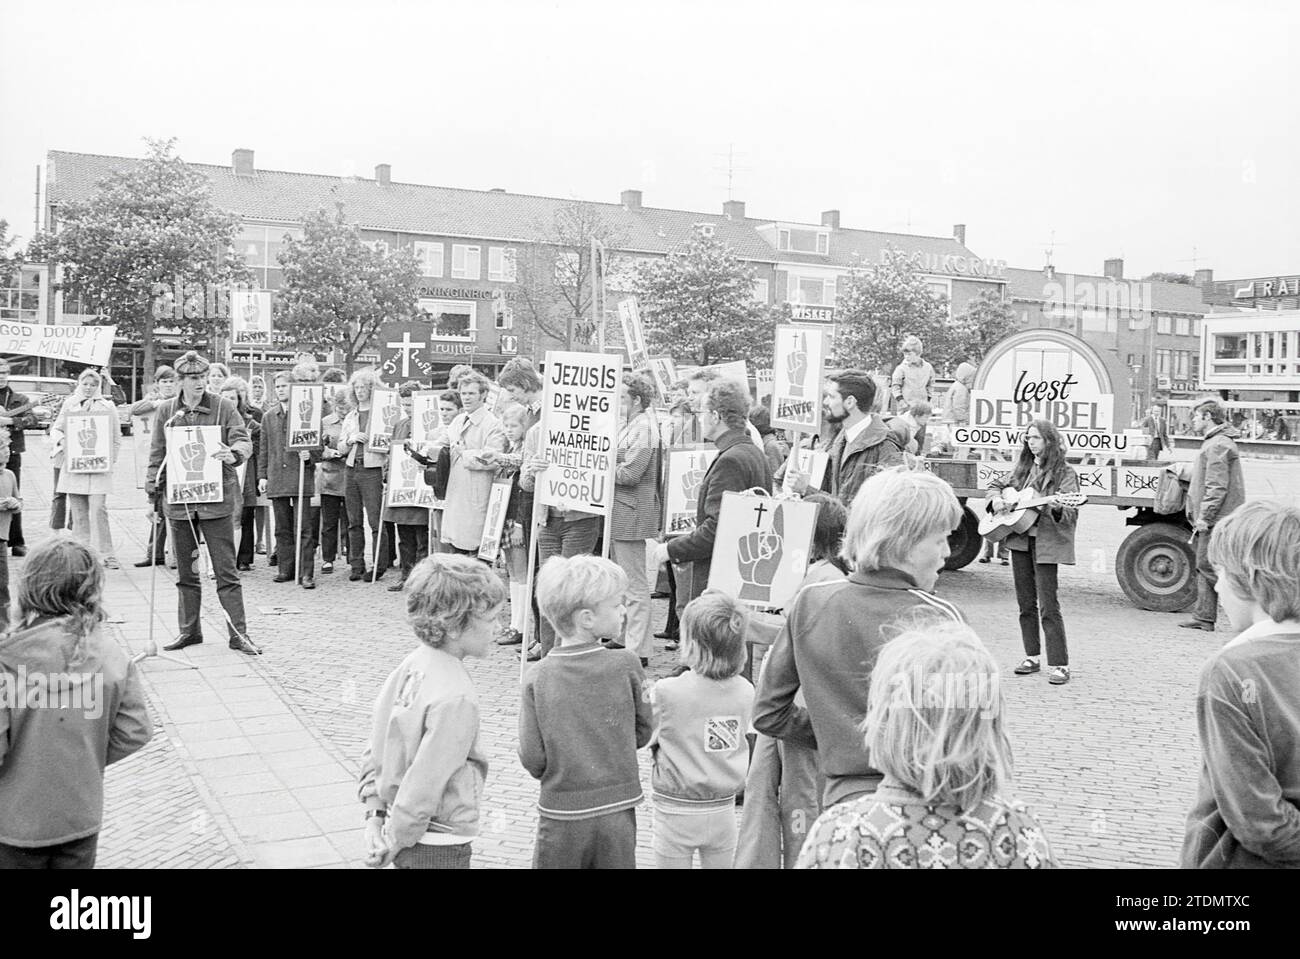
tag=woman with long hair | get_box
[987,419,1080,686]
[50,369,121,568]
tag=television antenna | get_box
[713,144,752,202]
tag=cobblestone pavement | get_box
[18,431,1298,868]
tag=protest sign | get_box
[645,356,678,403]
[754,368,775,403]
[477,480,513,562]
[367,388,401,453]
[64,411,114,474]
[537,350,620,516]
[692,360,748,387]
[386,443,437,508]
[780,446,829,496]
[708,492,818,610]
[662,447,719,535]
[165,425,224,505]
[411,391,442,442]
[0,321,117,366]
[230,290,273,347]
[771,324,827,434]
[287,384,324,450]
[617,297,650,371]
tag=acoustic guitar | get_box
[978,487,1088,543]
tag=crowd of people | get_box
[0,338,1291,872]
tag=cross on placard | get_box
[386,331,427,378]
[753,501,769,528]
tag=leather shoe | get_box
[229,637,262,656]
[9,546,26,558]
[134,558,159,568]
[236,562,252,572]
[300,577,316,590]
[654,630,678,640]
[497,629,523,646]
[273,573,294,583]
[349,568,368,582]
[1178,621,1215,632]
[386,578,406,592]
[268,554,278,566]
[163,635,203,651]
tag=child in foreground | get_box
[797,617,1056,869]
[519,554,653,869]
[0,432,19,630]
[650,590,754,869]
[1181,500,1300,868]
[0,534,153,868]
[359,554,506,869]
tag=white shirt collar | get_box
[842,413,873,445]
[1224,618,1300,650]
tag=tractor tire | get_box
[1116,522,1196,612]
[944,505,982,571]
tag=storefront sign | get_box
[771,324,827,434]
[417,286,521,301]
[881,248,1007,280]
[958,330,1125,452]
[537,350,621,516]
[790,304,835,324]
[1235,276,1300,299]
[0,321,117,366]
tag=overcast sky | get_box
[2,0,1297,280]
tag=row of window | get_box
[1153,349,1199,379]
[396,242,517,283]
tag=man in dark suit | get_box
[653,377,772,602]
[0,358,38,555]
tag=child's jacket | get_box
[359,645,487,849]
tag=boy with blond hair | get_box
[1181,500,1300,868]
[520,555,654,868]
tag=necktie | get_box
[829,429,848,493]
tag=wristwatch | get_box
[365,809,387,821]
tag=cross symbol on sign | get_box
[753,500,769,528]
[386,331,427,378]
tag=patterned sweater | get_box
[796,779,1057,869]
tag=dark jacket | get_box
[146,392,251,521]
[666,427,772,600]
[987,464,1081,566]
[752,567,966,809]
[828,415,905,507]
[239,406,262,507]
[1187,423,1246,529]
[0,386,37,453]
[258,402,319,499]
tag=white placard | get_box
[165,424,224,505]
[537,350,621,516]
[663,447,719,535]
[780,447,829,496]
[230,290,273,347]
[707,493,818,610]
[287,384,324,450]
[771,324,827,434]
[618,297,650,371]
[645,356,678,403]
[385,443,436,508]
[64,411,114,474]
[0,321,117,366]
[367,388,401,453]
[411,390,443,442]
[477,480,513,562]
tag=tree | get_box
[25,138,249,380]
[634,232,772,367]
[0,220,20,288]
[274,210,422,374]
[1143,272,1193,285]
[515,201,625,355]
[832,251,949,374]
[946,288,1019,369]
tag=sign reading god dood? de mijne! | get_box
[954,330,1126,453]
[538,351,621,516]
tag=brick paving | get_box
[15,433,1298,868]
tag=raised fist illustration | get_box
[179,429,208,481]
[787,331,808,397]
[737,502,785,604]
[297,393,314,429]
[681,468,705,505]
[380,403,400,429]
[399,455,420,482]
[421,406,439,434]
[76,417,99,457]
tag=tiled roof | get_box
[46,150,780,261]
[1005,266,1210,314]
[742,221,983,271]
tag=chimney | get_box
[1044,263,1055,281]
[723,199,745,220]
[1194,268,1214,287]
[821,209,840,229]
[375,163,391,185]
[953,223,966,245]
[1104,257,1124,279]
[232,148,254,176]
[621,189,642,210]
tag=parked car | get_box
[6,376,78,433]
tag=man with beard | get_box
[788,370,904,508]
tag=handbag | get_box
[425,445,451,500]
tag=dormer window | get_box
[694,222,716,238]
[776,227,829,255]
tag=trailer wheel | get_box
[1116,522,1196,612]
[944,506,982,571]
